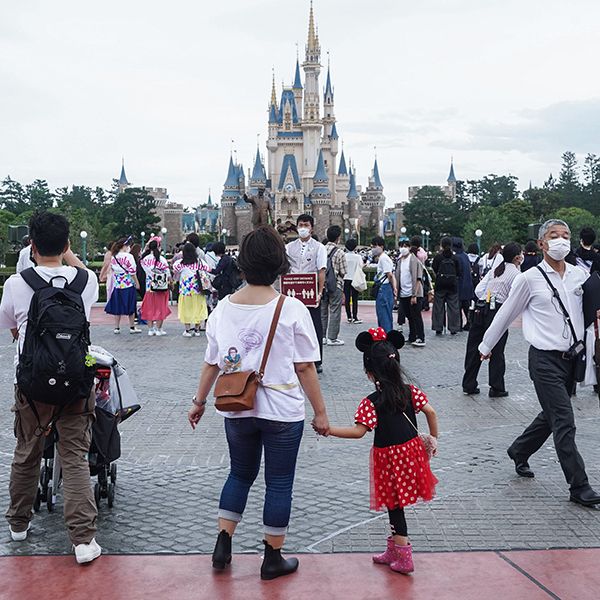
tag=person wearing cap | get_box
[480,219,600,507]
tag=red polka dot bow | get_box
[368,327,387,342]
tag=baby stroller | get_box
[34,346,140,512]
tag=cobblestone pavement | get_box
[1,303,600,556]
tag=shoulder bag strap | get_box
[20,267,50,292]
[536,265,580,343]
[67,267,89,295]
[257,295,286,380]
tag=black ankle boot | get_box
[260,540,299,580]
[212,530,232,570]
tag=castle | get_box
[221,2,386,244]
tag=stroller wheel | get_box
[94,483,101,508]
[110,464,117,484]
[107,483,115,508]
[33,488,42,512]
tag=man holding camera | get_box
[480,219,600,507]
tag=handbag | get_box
[351,265,367,292]
[402,412,437,460]
[536,266,587,382]
[214,295,285,412]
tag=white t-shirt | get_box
[399,257,412,297]
[344,252,363,281]
[204,295,320,422]
[376,252,394,285]
[0,266,99,374]
[16,246,35,273]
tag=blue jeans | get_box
[219,417,304,536]
[376,283,394,332]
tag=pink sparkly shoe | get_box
[390,543,414,574]
[372,537,396,565]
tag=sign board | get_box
[280,273,319,307]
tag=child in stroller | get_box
[34,346,140,512]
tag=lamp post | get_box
[344,227,350,242]
[79,231,88,265]
[420,229,426,251]
[221,228,228,244]
[426,230,430,253]
[400,226,407,243]
[140,231,146,249]
[475,229,483,254]
[161,227,168,256]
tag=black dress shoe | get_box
[570,487,600,507]
[489,389,509,398]
[507,448,534,478]
[463,388,480,395]
[316,364,323,374]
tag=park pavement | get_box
[1,302,599,599]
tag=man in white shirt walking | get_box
[371,236,397,333]
[286,215,326,373]
[480,219,600,507]
[321,225,347,346]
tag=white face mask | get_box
[399,247,410,257]
[297,227,311,240]
[546,238,571,261]
[371,246,383,257]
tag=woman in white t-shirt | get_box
[188,226,329,581]
[140,238,172,336]
[104,238,142,334]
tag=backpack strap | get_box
[67,268,89,295]
[19,267,51,292]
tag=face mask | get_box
[546,238,571,261]
[399,248,409,257]
[297,227,310,239]
[371,247,383,257]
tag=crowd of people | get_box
[1,210,599,581]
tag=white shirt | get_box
[399,257,412,297]
[475,263,520,304]
[204,295,320,422]
[479,253,504,276]
[16,246,35,273]
[286,237,327,274]
[344,252,363,281]
[480,260,588,356]
[376,252,394,285]
[0,266,99,375]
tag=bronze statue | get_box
[276,218,298,243]
[243,188,273,229]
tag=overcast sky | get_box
[2,0,600,208]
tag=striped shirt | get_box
[475,262,520,304]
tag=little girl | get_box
[172,242,210,336]
[327,327,438,574]
[140,237,172,336]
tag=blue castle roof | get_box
[372,158,383,189]
[311,149,331,198]
[269,103,278,123]
[347,168,359,199]
[119,161,129,186]
[251,148,266,182]
[447,160,457,183]
[338,150,348,176]
[224,156,238,187]
[324,65,333,100]
[278,154,302,191]
[330,122,339,139]
[293,59,302,89]
[278,89,300,124]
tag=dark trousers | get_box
[308,305,323,367]
[431,288,460,333]
[462,307,508,392]
[509,347,588,492]
[343,280,359,321]
[398,297,425,342]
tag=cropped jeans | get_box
[218,417,304,536]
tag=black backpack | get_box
[325,248,340,295]
[16,268,95,409]
[436,256,457,290]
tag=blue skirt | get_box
[105,286,137,316]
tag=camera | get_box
[563,340,585,361]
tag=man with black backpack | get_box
[321,225,347,347]
[0,212,101,564]
[431,237,462,335]
[210,241,242,300]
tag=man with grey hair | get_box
[479,219,600,506]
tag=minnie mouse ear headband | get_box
[355,327,405,353]
[149,235,162,245]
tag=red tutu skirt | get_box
[140,290,171,321]
[370,436,438,511]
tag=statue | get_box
[243,188,273,229]
[276,218,298,243]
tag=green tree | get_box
[498,199,534,244]
[462,206,514,251]
[26,179,54,211]
[0,209,17,255]
[557,151,582,208]
[107,187,161,240]
[403,186,466,245]
[522,186,560,221]
[583,153,600,216]
[0,177,28,214]
[550,207,599,238]
[466,174,519,207]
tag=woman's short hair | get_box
[212,241,226,255]
[345,238,358,251]
[238,226,290,286]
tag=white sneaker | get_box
[182,330,193,337]
[327,338,345,346]
[9,523,30,541]
[129,327,142,334]
[148,328,156,336]
[74,538,102,564]
[193,329,204,336]
[353,319,363,324]
[113,328,121,335]
[157,329,167,336]
[322,338,328,345]
[412,339,426,347]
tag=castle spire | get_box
[372,158,383,189]
[324,58,333,100]
[270,69,277,106]
[447,157,457,184]
[118,157,129,187]
[251,147,267,184]
[338,149,348,176]
[347,167,359,199]
[307,1,318,53]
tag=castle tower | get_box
[118,158,130,192]
[321,61,339,199]
[347,165,360,221]
[361,158,386,231]
[447,157,457,200]
[335,148,350,207]
[310,148,331,239]
[221,155,241,241]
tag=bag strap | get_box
[20,267,50,292]
[257,295,285,380]
[402,411,419,433]
[67,268,89,295]
[536,265,580,343]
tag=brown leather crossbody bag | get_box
[214,295,285,412]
